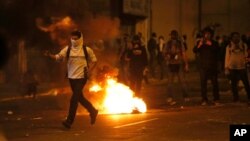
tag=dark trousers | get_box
[129,67,144,97]
[66,78,95,124]
[149,52,156,77]
[167,64,188,98]
[118,62,129,85]
[199,69,220,101]
[229,69,250,101]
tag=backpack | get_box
[228,42,248,69]
[65,44,89,78]
[165,39,183,59]
[228,42,246,56]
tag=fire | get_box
[89,78,147,114]
[89,84,102,92]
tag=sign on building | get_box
[123,0,149,17]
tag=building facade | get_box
[1,0,250,83]
[151,0,250,59]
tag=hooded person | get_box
[45,30,98,128]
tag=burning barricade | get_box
[89,65,147,114]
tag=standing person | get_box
[165,30,189,105]
[147,32,157,78]
[118,34,131,85]
[20,69,38,99]
[182,34,188,51]
[127,35,148,97]
[225,32,250,104]
[193,27,220,106]
[45,30,98,128]
[137,32,146,46]
[157,36,166,80]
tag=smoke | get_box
[35,2,122,83]
[80,16,120,41]
[36,15,121,67]
[36,15,120,44]
[36,16,76,46]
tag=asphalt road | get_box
[1,99,250,141]
[1,71,250,141]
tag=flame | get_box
[89,78,147,114]
[89,84,102,92]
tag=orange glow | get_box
[89,84,102,93]
[36,16,76,46]
[89,78,147,114]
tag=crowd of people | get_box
[18,28,250,129]
[117,27,250,106]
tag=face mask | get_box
[71,38,82,47]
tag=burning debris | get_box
[89,66,147,114]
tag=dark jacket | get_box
[165,39,184,65]
[147,38,157,53]
[157,43,166,62]
[127,45,148,70]
[193,40,220,71]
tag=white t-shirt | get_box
[55,45,97,79]
[225,42,247,70]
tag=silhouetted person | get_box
[225,32,250,105]
[147,32,157,78]
[157,35,166,80]
[182,34,188,51]
[118,34,131,85]
[127,35,148,97]
[193,27,220,106]
[21,69,38,98]
[165,30,189,105]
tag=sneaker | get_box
[169,101,177,105]
[90,109,98,125]
[62,120,71,129]
[201,101,208,106]
[166,98,173,103]
[166,98,176,105]
[213,101,222,106]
